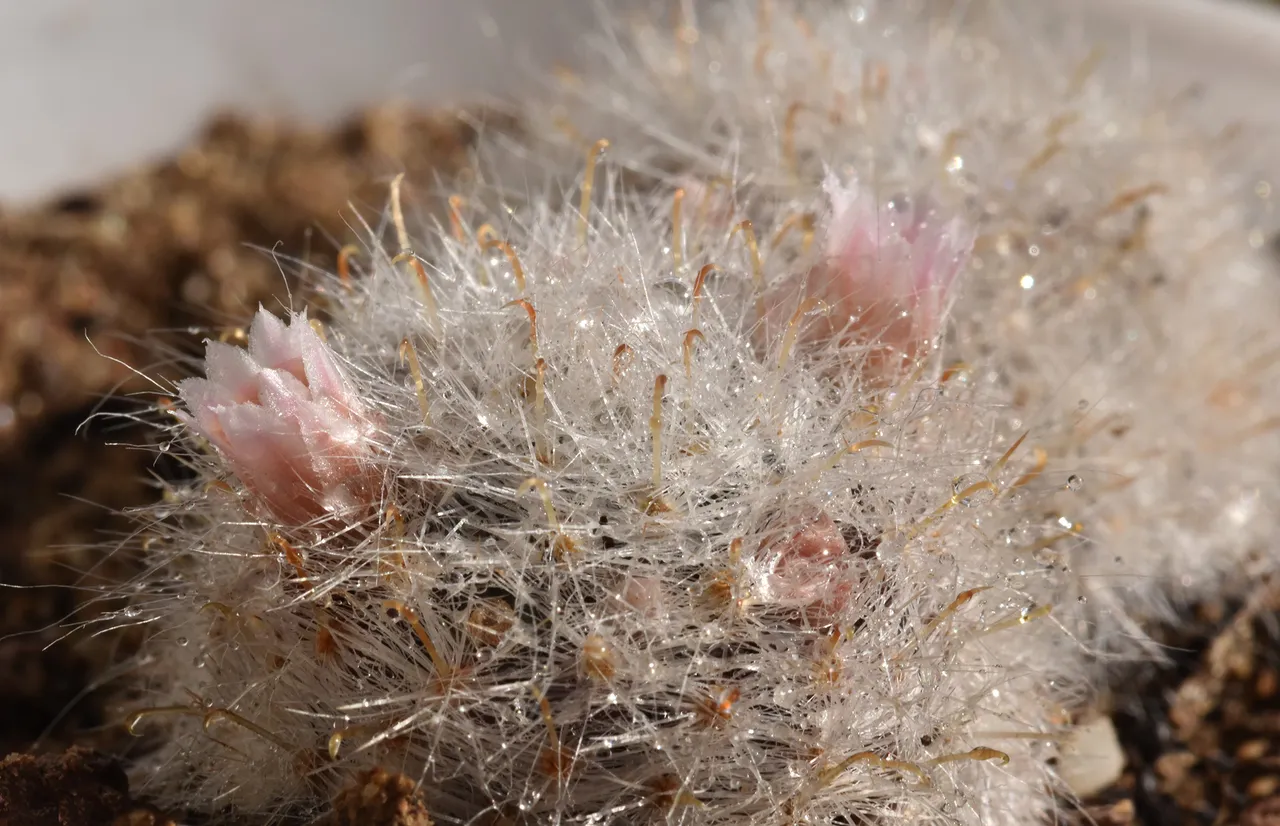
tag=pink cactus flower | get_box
[178,308,380,524]
[769,173,973,378]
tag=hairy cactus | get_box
[116,166,1081,823]
[518,0,1280,650]
[99,1,1279,825]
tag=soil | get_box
[0,747,173,826]
[0,106,1276,825]
[326,767,434,826]
[1058,585,1280,826]
[0,105,488,761]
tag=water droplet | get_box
[653,279,691,303]
[1066,474,1083,491]
[1030,544,1060,566]
[953,474,995,507]
[645,279,693,324]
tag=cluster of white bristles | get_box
[101,2,1280,824]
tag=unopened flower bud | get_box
[177,308,380,524]
[754,510,856,622]
[770,173,973,376]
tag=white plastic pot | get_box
[0,0,1277,205]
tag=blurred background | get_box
[1,0,1280,822]
[2,0,1280,205]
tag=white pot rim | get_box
[0,0,1276,204]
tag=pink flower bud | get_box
[616,575,666,619]
[768,173,973,377]
[178,308,379,524]
[754,510,856,624]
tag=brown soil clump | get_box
[328,767,433,826]
[1060,582,1280,825]
[0,747,171,826]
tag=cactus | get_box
[101,1,1280,824]
[518,0,1280,651]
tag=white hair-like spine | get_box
[515,0,1280,652]
[101,2,1279,825]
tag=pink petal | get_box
[176,378,232,451]
[202,342,265,404]
[247,307,307,384]
[218,402,326,522]
[254,368,312,420]
[765,173,973,378]
[296,322,356,406]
